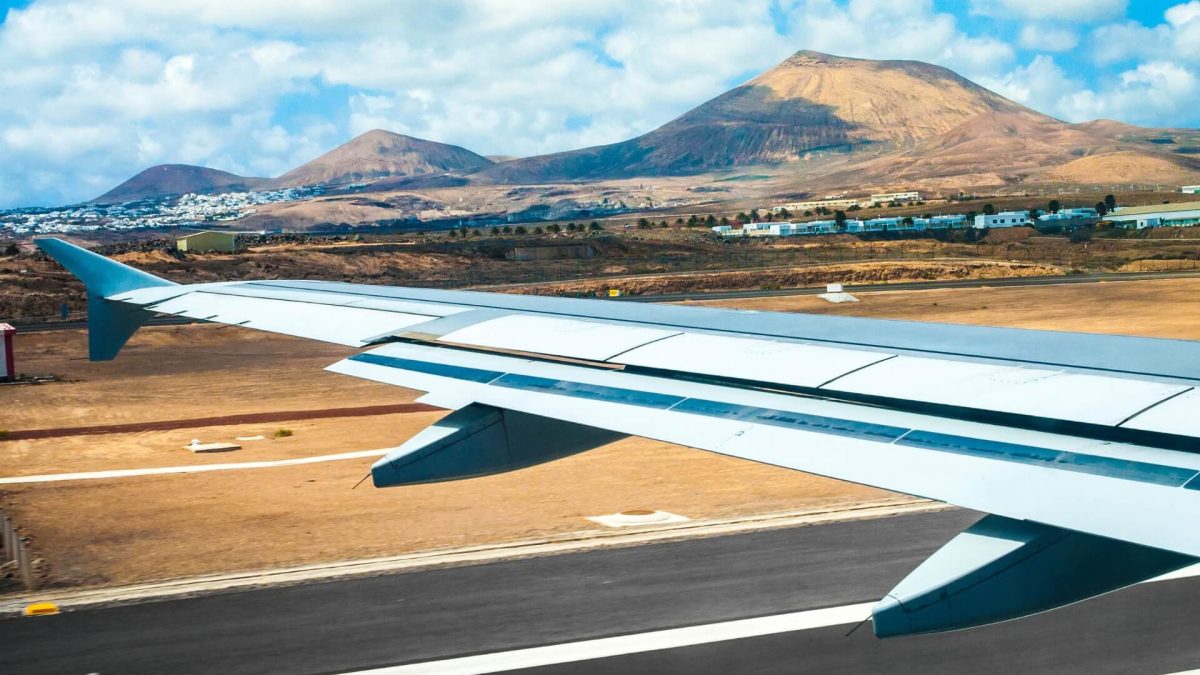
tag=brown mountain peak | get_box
[267,129,493,189]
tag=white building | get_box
[774,197,863,213]
[869,191,921,206]
[974,211,1030,229]
[928,214,966,229]
[1106,201,1200,229]
[1039,207,1098,223]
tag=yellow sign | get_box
[608,289,623,297]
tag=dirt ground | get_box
[5,277,1200,592]
[1,324,888,591]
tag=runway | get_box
[15,269,1200,333]
[618,268,1200,303]
[3,508,1199,675]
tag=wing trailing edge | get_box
[370,403,624,487]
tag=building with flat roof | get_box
[1106,201,1200,229]
[774,197,863,213]
[973,211,1030,229]
[868,191,920,205]
[176,230,240,253]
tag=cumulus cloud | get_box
[1017,25,1079,52]
[982,54,1200,128]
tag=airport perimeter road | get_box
[622,269,1200,303]
[3,509,1200,675]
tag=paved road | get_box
[2,508,1198,675]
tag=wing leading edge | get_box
[35,237,1200,636]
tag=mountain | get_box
[478,51,1040,183]
[478,50,1200,188]
[94,164,266,203]
[267,129,494,189]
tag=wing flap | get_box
[871,514,1196,637]
[327,342,1200,558]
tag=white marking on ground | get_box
[0,449,389,485]
[348,562,1200,675]
[342,602,876,674]
[586,510,690,527]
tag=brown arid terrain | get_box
[1035,151,1200,185]
[6,276,1200,592]
[1,325,888,591]
[266,129,494,190]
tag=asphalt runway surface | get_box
[3,508,1199,675]
[618,268,1200,303]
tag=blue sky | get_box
[1,0,1198,207]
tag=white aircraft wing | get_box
[36,237,1200,637]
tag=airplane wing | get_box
[36,237,1200,637]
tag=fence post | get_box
[0,514,9,564]
[16,533,33,590]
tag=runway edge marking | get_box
[342,602,879,675]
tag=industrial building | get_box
[176,230,240,253]
[715,213,967,238]
[774,197,863,213]
[973,211,1031,228]
[1105,201,1200,229]
[868,191,921,205]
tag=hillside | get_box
[1036,151,1200,185]
[478,51,1043,183]
[268,129,494,189]
[93,165,266,203]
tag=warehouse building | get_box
[176,231,240,253]
[1106,201,1200,229]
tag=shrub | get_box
[273,428,293,438]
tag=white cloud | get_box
[978,55,1081,116]
[983,55,1200,127]
[1167,1,1200,26]
[1018,25,1079,52]
[785,0,1014,78]
[972,0,1126,21]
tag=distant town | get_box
[0,186,325,237]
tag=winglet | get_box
[35,238,177,361]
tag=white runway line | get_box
[0,449,388,484]
[350,563,1200,675]
[343,602,877,675]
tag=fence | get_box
[0,510,35,591]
